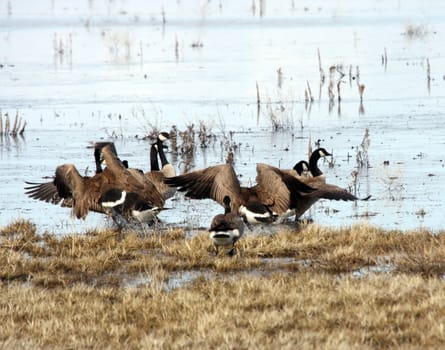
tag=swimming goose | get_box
[164,163,314,225]
[209,195,245,256]
[25,143,164,220]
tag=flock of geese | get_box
[25,132,370,256]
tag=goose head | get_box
[309,147,332,177]
[293,160,310,176]
[158,132,170,143]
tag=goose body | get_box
[100,189,161,224]
[285,148,371,219]
[144,132,176,200]
[209,196,245,256]
[25,143,164,221]
[99,132,176,223]
[164,163,314,225]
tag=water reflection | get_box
[1,1,445,232]
[0,112,27,154]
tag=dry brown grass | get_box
[1,219,445,349]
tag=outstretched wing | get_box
[24,181,62,204]
[255,163,315,215]
[164,164,242,211]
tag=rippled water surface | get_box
[1,0,444,234]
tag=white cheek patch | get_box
[158,134,168,142]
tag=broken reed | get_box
[316,49,366,110]
[165,122,237,171]
[0,111,26,137]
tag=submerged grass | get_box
[1,219,445,349]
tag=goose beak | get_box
[323,150,332,157]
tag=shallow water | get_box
[1,0,444,234]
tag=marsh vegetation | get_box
[1,219,445,348]
[1,1,445,348]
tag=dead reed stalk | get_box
[277,67,283,89]
[356,128,370,168]
[306,81,314,102]
[1,110,28,136]
[4,113,10,135]
[169,125,178,154]
[426,58,431,93]
[382,47,388,69]
[358,83,365,102]
[317,48,325,83]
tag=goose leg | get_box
[227,245,236,257]
[110,209,129,229]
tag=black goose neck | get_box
[94,148,103,173]
[223,196,231,214]
[150,144,160,171]
[157,139,169,168]
[309,151,323,177]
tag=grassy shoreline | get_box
[1,219,445,349]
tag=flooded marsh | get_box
[1,2,445,348]
[1,0,444,234]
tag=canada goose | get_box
[276,148,330,185]
[164,163,314,225]
[279,148,371,220]
[92,142,125,174]
[304,147,332,178]
[25,143,164,221]
[292,160,310,178]
[98,132,176,222]
[209,195,245,256]
[99,188,161,224]
[144,132,176,200]
[260,162,369,221]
